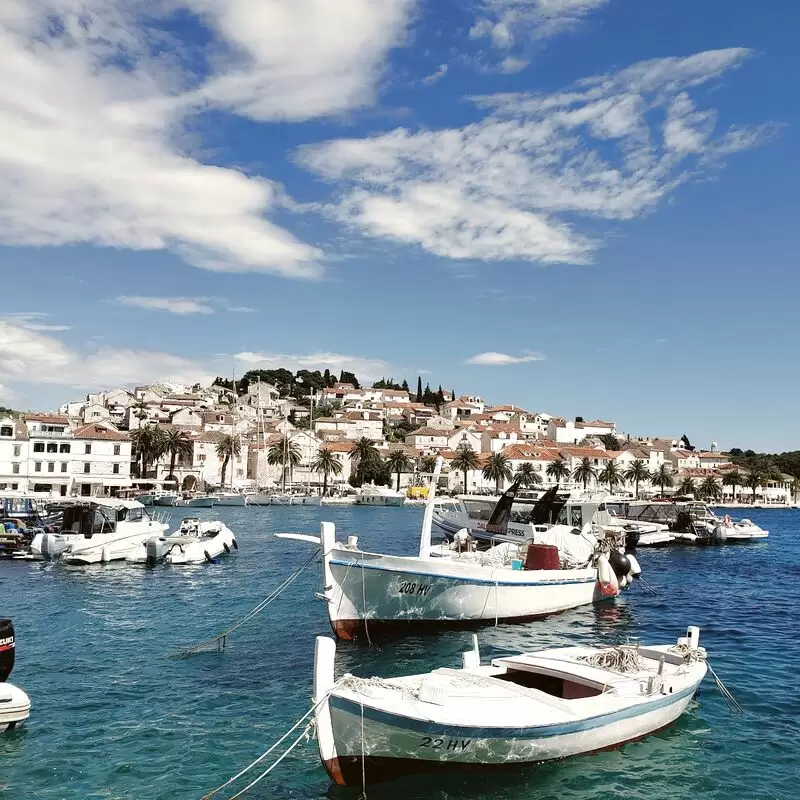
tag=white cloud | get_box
[234,351,391,382]
[0,320,211,390]
[117,296,215,315]
[227,305,259,313]
[0,1,416,279]
[298,49,771,264]
[466,351,546,365]
[1,312,72,332]
[421,64,449,85]
[471,0,608,61]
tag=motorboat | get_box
[153,491,180,506]
[277,462,639,640]
[172,494,215,508]
[212,492,248,507]
[54,499,168,564]
[356,484,406,507]
[711,515,768,543]
[0,618,31,733]
[243,491,272,507]
[126,517,238,564]
[312,626,708,786]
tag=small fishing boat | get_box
[126,517,238,564]
[313,626,708,787]
[0,618,31,732]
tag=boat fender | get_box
[101,545,111,563]
[608,549,631,579]
[627,553,642,578]
[597,555,619,596]
[618,574,628,590]
[204,550,213,563]
[223,542,231,554]
[232,538,238,550]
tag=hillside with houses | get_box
[0,370,795,504]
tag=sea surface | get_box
[1,506,797,800]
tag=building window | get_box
[112,463,120,474]
[13,445,20,457]
[113,445,121,455]
[59,443,70,453]
[85,443,92,455]
[61,463,68,473]
[34,462,42,472]
[47,442,57,453]
[33,442,45,452]
[47,462,55,472]
[83,463,91,474]
[0,426,12,437]
[12,463,20,475]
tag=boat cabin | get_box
[60,500,149,537]
[460,494,598,529]
[492,655,607,700]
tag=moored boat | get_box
[0,618,31,733]
[312,626,708,787]
[356,484,405,507]
[126,517,238,564]
[212,491,248,507]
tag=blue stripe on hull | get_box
[329,682,698,739]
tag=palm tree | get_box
[311,447,343,496]
[598,461,622,492]
[722,470,743,503]
[513,462,542,488]
[482,452,513,493]
[451,445,480,493]
[267,435,302,490]
[130,425,166,479]
[624,460,651,499]
[386,450,414,492]
[677,476,697,497]
[699,476,721,501]
[745,471,762,505]
[216,434,242,489]
[573,457,597,490]
[163,429,193,487]
[546,458,570,484]
[349,437,380,484]
[651,464,674,496]
[791,479,800,505]
[132,399,149,423]
[418,454,438,475]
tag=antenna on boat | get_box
[418,456,444,558]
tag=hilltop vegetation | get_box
[728,448,800,479]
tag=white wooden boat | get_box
[1,618,31,733]
[313,626,708,786]
[277,462,640,640]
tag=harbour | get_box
[1,503,797,799]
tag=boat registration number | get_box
[398,581,432,596]
[419,737,471,751]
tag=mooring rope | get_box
[578,645,645,673]
[173,549,320,657]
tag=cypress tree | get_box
[416,376,423,403]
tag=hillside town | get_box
[0,370,795,504]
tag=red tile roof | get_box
[73,423,130,441]
[25,413,69,425]
[406,427,450,438]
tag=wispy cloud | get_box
[298,48,771,266]
[466,351,546,365]
[117,296,215,315]
[0,1,416,280]
[1,312,71,332]
[421,64,449,85]
[227,305,259,314]
[234,351,392,382]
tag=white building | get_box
[548,418,616,444]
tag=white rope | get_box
[578,645,645,673]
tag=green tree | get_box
[546,458,571,484]
[624,460,651,499]
[651,463,674,496]
[416,376,423,403]
[699,476,721,500]
[677,476,697,496]
[598,461,622,491]
[216,434,242,489]
[130,425,166,479]
[722,470,743,503]
[132,399,149,422]
[163,429,193,486]
[514,462,542,487]
[745,471,762,505]
[339,370,360,389]
[482,452,513,493]
[311,447,343,496]
[386,449,414,492]
[599,434,621,451]
[451,445,480,493]
[349,437,380,484]
[267,435,302,490]
[573,457,598,490]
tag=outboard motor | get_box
[608,549,632,579]
[41,533,67,559]
[0,618,15,682]
[624,527,640,551]
[711,525,727,545]
[145,536,168,564]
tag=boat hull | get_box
[322,687,697,785]
[0,682,30,732]
[323,544,602,640]
[213,495,247,507]
[356,495,405,507]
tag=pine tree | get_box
[401,379,409,392]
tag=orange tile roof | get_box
[73,423,130,441]
[559,446,612,459]
[25,413,69,425]
[406,427,450,438]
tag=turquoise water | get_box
[1,506,797,800]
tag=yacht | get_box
[355,484,406,507]
[211,491,248,507]
[50,499,168,564]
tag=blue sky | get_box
[0,0,796,451]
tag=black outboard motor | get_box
[0,618,15,682]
